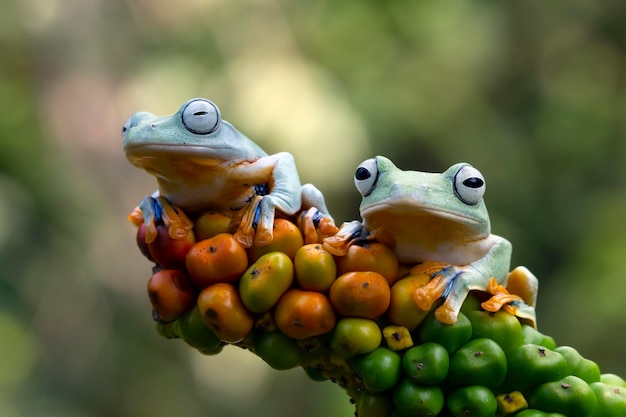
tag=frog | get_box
[122,97,336,247]
[324,156,537,325]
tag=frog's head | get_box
[354,155,491,238]
[122,98,266,164]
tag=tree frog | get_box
[324,156,537,325]
[123,98,334,247]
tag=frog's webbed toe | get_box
[322,220,367,256]
[297,208,339,244]
[233,195,269,248]
[137,195,194,244]
[413,266,454,312]
[505,266,538,308]
[481,274,538,328]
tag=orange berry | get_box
[329,271,391,319]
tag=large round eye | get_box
[121,116,133,137]
[181,99,221,134]
[454,165,486,205]
[354,158,379,197]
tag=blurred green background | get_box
[1,0,625,416]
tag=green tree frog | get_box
[325,156,537,325]
[123,98,334,247]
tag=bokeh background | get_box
[1,1,626,416]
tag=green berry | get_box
[402,343,449,385]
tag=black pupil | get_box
[463,177,484,188]
[194,111,208,116]
[355,167,371,180]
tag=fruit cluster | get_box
[137,210,626,417]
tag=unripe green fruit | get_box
[448,338,507,389]
[504,344,568,393]
[402,342,449,385]
[590,382,626,417]
[528,375,596,417]
[392,378,444,417]
[351,347,402,393]
[254,332,304,370]
[467,309,523,353]
[447,385,497,417]
[418,310,472,354]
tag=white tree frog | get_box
[123,98,334,247]
[325,156,537,325]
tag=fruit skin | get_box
[601,374,626,387]
[354,392,393,417]
[239,252,294,314]
[330,317,382,358]
[418,310,472,354]
[329,271,391,319]
[174,306,224,354]
[185,233,248,288]
[504,344,569,393]
[148,223,196,270]
[197,283,254,343]
[194,212,232,241]
[254,332,304,370]
[387,273,434,330]
[466,309,523,353]
[521,324,557,350]
[247,218,304,261]
[447,338,507,389]
[527,375,597,417]
[335,241,400,285]
[402,343,449,385]
[495,391,528,415]
[590,382,626,417]
[294,243,337,292]
[392,377,444,417]
[382,325,414,351]
[554,346,601,384]
[446,385,497,417]
[351,347,402,393]
[136,223,155,261]
[274,289,336,340]
[147,269,196,322]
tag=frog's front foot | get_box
[322,220,368,256]
[413,266,456,312]
[481,269,538,328]
[135,195,194,244]
[233,196,267,247]
[297,208,339,244]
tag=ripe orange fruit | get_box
[274,289,336,339]
[147,269,195,322]
[197,282,254,343]
[335,242,400,285]
[247,218,304,262]
[329,271,391,319]
[186,233,248,288]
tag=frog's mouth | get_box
[125,143,234,158]
[361,202,482,226]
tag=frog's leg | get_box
[298,183,338,244]
[417,237,512,324]
[233,152,303,247]
[135,194,194,244]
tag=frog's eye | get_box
[454,165,485,205]
[354,158,379,197]
[181,99,221,135]
[121,116,132,137]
